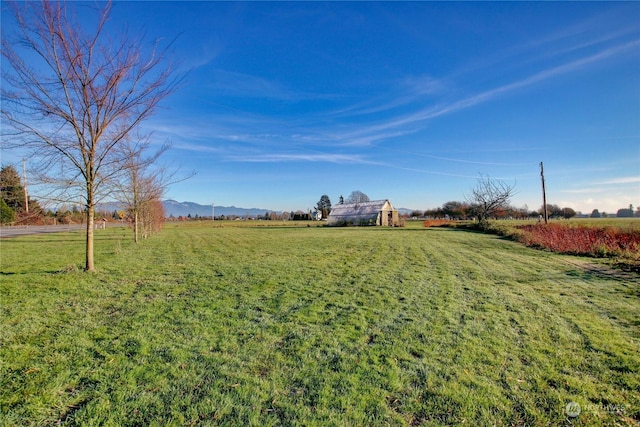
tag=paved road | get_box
[0,223,122,238]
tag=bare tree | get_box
[139,198,165,238]
[442,200,470,220]
[346,190,370,204]
[466,175,516,224]
[1,1,180,270]
[113,135,171,244]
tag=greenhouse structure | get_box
[326,199,400,226]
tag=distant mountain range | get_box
[163,200,414,218]
[98,199,414,218]
[163,200,276,218]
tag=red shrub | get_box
[423,220,453,228]
[516,223,640,257]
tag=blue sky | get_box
[3,1,639,214]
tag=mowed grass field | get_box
[1,222,639,426]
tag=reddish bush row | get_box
[516,223,640,258]
[423,220,453,228]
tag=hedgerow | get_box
[450,220,640,270]
[423,219,454,228]
[516,223,640,258]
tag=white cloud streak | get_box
[406,153,535,166]
[329,39,640,146]
[418,39,639,119]
[560,188,606,194]
[156,35,640,164]
[225,153,369,164]
[596,176,640,185]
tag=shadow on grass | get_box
[1,269,84,275]
[5,237,127,243]
[564,262,640,285]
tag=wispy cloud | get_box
[180,41,222,71]
[325,128,420,147]
[430,39,639,116]
[454,8,640,80]
[201,69,340,102]
[559,176,639,196]
[330,74,446,118]
[541,27,638,63]
[225,153,369,163]
[203,69,290,99]
[331,39,640,144]
[158,34,639,158]
[596,176,640,185]
[560,188,606,194]
[369,162,479,179]
[406,153,535,166]
[173,142,225,154]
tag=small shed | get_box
[326,199,400,226]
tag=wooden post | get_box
[22,159,29,214]
[540,162,548,224]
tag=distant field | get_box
[1,223,639,426]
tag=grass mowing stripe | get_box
[1,224,638,425]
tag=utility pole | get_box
[212,203,214,222]
[540,162,548,224]
[22,159,29,214]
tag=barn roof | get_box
[327,199,395,225]
[329,200,389,216]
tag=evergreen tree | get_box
[0,199,15,224]
[316,195,332,218]
[0,165,25,211]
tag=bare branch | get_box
[465,175,517,223]
[1,0,181,270]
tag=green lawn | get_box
[1,223,638,426]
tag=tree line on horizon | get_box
[310,183,639,223]
[0,164,167,237]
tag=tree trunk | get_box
[86,204,95,271]
[2,1,179,271]
[134,210,139,244]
